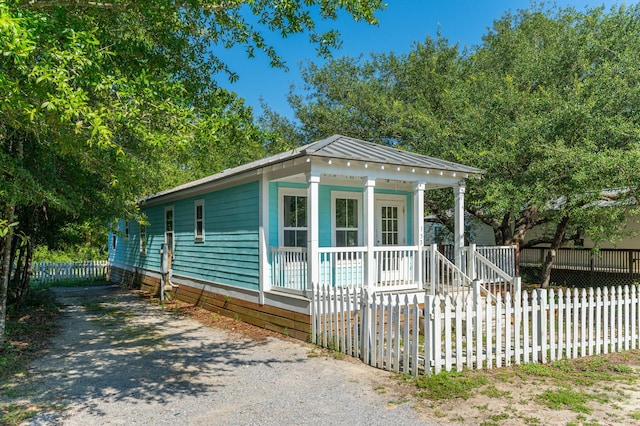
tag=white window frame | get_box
[139,223,147,255]
[165,205,175,257]
[331,191,363,247]
[194,199,205,242]
[278,187,308,248]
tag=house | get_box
[108,135,515,339]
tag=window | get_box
[139,224,147,255]
[332,192,361,247]
[281,191,307,247]
[165,206,174,257]
[125,221,129,239]
[194,199,204,242]
[335,198,359,247]
[112,234,117,251]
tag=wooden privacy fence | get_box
[312,283,640,376]
[31,260,108,284]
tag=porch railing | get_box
[270,244,517,299]
[424,245,474,300]
[318,247,366,287]
[373,246,419,291]
[270,247,308,292]
[463,244,520,299]
[475,245,517,277]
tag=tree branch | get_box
[21,0,240,11]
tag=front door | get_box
[375,196,407,283]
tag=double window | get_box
[279,188,362,248]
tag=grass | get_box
[32,279,111,291]
[415,370,488,400]
[1,288,61,425]
[404,351,640,424]
[537,388,595,413]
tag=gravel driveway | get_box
[19,284,429,425]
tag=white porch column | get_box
[454,182,466,270]
[363,178,376,292]
[307,173,320,291]
[258,173,270,304]
[413,182,425,286]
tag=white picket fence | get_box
[312,283,640,376]
[31,260,109,284]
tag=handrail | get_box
[472,251,514,283]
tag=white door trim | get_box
[374,194,407,246]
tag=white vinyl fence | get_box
[312,283,640,376]
[31,260,108,284]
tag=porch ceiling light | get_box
[397,166,401,171]
[347,161,351,167]
[452,172,457,177]
[381,165,385,170]
[306,157,311,162]
[412,168,415,173]
[439,171,443,175]
[364,163,368,168]
[328,159,332,165]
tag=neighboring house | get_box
[424,213,495,246]
[109,134,512,339]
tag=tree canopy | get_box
[263,4,640,286]
[0,0,385,343]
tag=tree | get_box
[0,0,386,345]
[264,4,640,287]
[461,5,640,286]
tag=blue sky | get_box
[215,1,625,120]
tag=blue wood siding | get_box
[268,182,413,247]
[109,219,146,267]
[114,181,260,291]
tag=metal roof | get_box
[306,135,483,174]
[144,134,483,202]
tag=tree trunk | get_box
[514,205,540,246]
[540,216,570,289]
[493,213,512,245]
[0,204,16,347]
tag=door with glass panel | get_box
[375,198,407,283]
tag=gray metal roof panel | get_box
[305,135,483,174]
[143,134,483,202]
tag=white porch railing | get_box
[463,244,521,301]
[270,244,518,299]
[318,247,366,288]
[270,246,421,291]
[373,246,419,291]
[270,247,308,292]
[475,245,517,277]
[424,245,474,300]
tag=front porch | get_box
[269,244,519,298]
[255,135,517,301]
